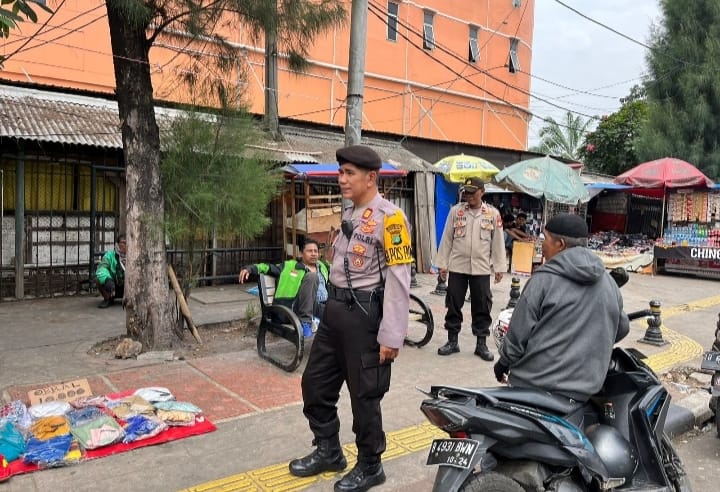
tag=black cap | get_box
[461,177,485,193]
[336,145,382,170]
[545,213,588,239]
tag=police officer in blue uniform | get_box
[288,145,413,492]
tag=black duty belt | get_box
[327,285,373,303]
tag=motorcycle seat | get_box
[480,386,582,416]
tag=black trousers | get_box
[96,279,124,301]
[444,272,492,337]
[300,297,390,463]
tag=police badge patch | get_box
[383,211,413,266]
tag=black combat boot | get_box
[289,438,347,477]
[334,460,385,492]
[474,336,494,361]
[437,332,460,356]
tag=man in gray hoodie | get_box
[494,213,630,403]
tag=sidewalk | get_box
[1,272,718,491]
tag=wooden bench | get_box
[256,274,306,372]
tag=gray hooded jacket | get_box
[499,247,630,402]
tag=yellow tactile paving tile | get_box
[180,424,445,492]
[181,295,720,492]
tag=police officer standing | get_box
[434,177,506,360]
[288,145,413,492]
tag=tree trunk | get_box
[263,0,280,140]
[106,2,175,350]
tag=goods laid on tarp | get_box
[0,387,214,481]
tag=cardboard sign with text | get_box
[28,378,93,406]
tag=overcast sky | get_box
[528,0,663,147]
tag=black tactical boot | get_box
[334,461,385,492]
[474,337,494,361]
[437,332,460,356]
[289,438,347,477]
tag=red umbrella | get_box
[614,157,714,188]
[614,158,714,237]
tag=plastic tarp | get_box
[434,179,513,247]
[284,162,407,178]
[586,182,632,199]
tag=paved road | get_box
[676,425,720,491]
[2,271,719,491]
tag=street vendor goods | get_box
[0,387,215,481]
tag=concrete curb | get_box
[666,391,713,437]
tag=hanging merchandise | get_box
[655,188,720,279]
[662,191,720,247]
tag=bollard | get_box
[506,277,521,308]
[638,300,668,346]
[431,272,447,296]
[410,264,418,288]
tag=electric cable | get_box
[366,0,595,128]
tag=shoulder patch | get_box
[383,211,414,266]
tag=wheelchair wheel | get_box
[404,293,434,348]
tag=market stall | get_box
[654,188,720,278]
[282,163,407,258]
[614,158,718,279]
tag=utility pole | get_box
[264,0,280,140]
[344,0,368,146]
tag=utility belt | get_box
[327,284,377,303]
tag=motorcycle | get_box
[701,313,720,438]
[420,270,691,492]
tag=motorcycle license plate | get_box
[701,351,720,371]
[426,438,479,469]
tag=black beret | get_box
[336,145,382,170]
[545,213,588,239]
[460,177,485,193]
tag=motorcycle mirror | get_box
[609,267,629,288]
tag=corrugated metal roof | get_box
[278,125,435,173]
[0,86,123,148]
[0,85,186,150]
[0,85,434,173]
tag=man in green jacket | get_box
[95,234,126,308]
[239,239,329,336]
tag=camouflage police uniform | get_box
[434,177,506,359]
[290,145,412,491]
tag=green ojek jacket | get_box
[245,259,329,301]
[95,249,124,286]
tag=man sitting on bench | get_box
[238,239,329,337]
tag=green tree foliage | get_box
[161,110,282,264]
[0,0,51,37]
[579,87,649,176]
[0,0,52,67]
[244,0,346,139]
[636,0,720,180]
[104,0,341,348]
[532,111,594,161]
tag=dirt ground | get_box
[87,320,258,360]
[660,365,714,403]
